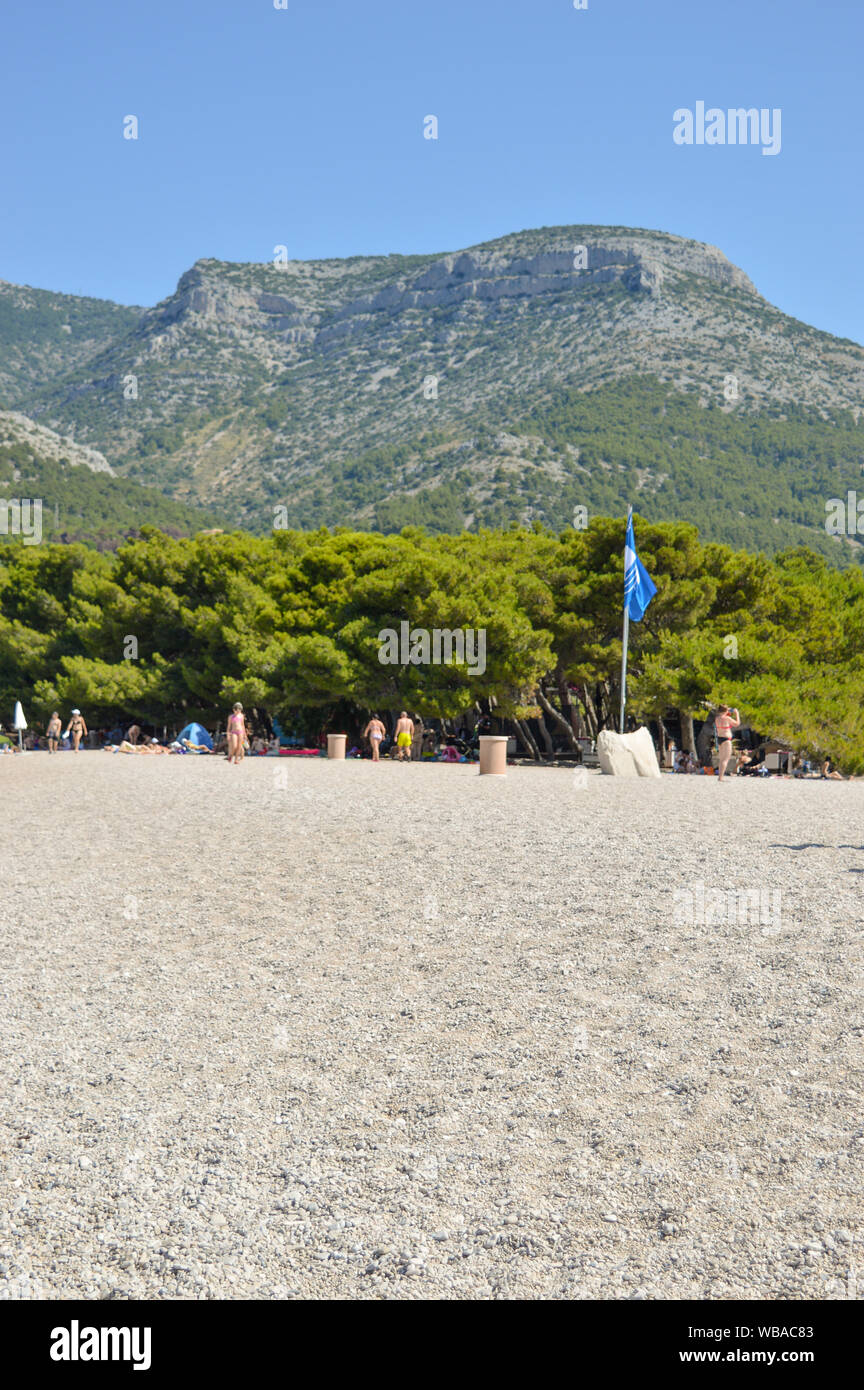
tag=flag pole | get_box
[620,505,632,734]
[619,606,630,734]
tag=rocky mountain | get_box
[2,225,863,557]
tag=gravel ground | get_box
[1,754,862,1301]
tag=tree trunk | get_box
[511,719,532,757]
[581,685,599,740]
[514,717,541,760]
[559,679,584,739]
[680,710,696,755]
[597,681,612,731]
[536,712,555,758]
[537,685,579,748]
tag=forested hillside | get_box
[0,412,223,549]
[3,519,862,769]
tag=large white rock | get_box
[0,411,114,475]
[597,727,662,778]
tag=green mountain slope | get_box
[362,378,864,564]
[0,280,141,404]
[0,413,222,550]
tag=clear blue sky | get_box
[2,0,861,343]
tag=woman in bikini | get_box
[64,708,88,753]
[226,702,247,764]
[363,715,386,763]
[714,704,741,782]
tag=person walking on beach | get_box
[363,714,386,763]
[394,711,414,762]
[64,708,87,753]
[46,711,62,753]
[127,723,141,747]
[411,713,424,761]
[714,704,741,782]
[226,702,247,764]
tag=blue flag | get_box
[624,512,657,622]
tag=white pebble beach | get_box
[1,754,861,1300]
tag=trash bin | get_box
[327,733,347,760]
[478,735,508,776]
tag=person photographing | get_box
[714,704,741,782]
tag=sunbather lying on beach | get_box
[104,739,170,755]
[181,738,210,753]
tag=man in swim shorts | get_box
[363,715,386,763]
[394,711,414,762]
[46,711,62,753]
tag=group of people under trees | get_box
[663,703,743,782]
[667,705,846,780]
[6,703,248,760]
[3,698,851,780]
[10,700,410,763]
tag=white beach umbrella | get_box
[13,700,27,751]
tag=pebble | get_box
[1,758,858,1300]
